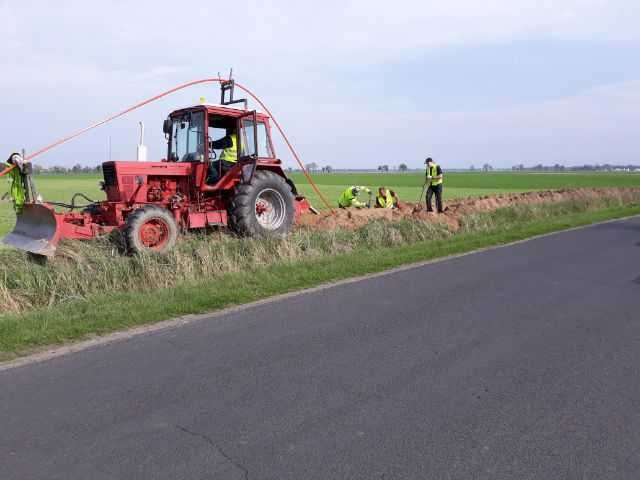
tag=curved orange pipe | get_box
[0,163,17,178]
[23,78,335,212]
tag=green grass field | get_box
[2,171,640,238]
[1,175,104,238]
[291,171,640,209]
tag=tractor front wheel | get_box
[124,206,179,254]
[230,170,295,236]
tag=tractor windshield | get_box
[169,111,205,162]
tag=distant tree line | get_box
[376,164,409,172]
[469,164,494,171]
[33,164,103,175]
[305,163,411,173]
[512,164,640,172]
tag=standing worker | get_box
[2,155,26,213]
[425,157,444,213]
[338,186,371,209]
[375,187,399,209]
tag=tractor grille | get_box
[102,163,117,186]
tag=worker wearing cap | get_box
[338,185,371,208]
[425,157,444,213]
[375,187,398,209]
[3,154,26,213]
[208,128,238,184]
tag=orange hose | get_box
[232,82,335,213]
[0,163,17,177]
[23,78,335,212]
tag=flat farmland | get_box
[291,171,640,209]
[1,171,639,238]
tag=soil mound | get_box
[298,188,639,232]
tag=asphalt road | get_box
[2,217,640,479]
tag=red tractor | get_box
[4,81,312,257]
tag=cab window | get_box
[169,111,204,162]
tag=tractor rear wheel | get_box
[124,206,179,254]
[229,170,295,236]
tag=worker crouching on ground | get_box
[425,157,444,213]
[338,185,371,209]
[375,187,399,209]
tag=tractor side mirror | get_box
[162,119,172,135]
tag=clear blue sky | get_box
[1,0,639,169]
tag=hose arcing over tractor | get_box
[21,78,334,211]
[2,77,330,257]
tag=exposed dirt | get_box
[297,188,640,232]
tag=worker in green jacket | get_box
[338,185,371,209]
[2,156,26,213]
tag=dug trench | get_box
[298,187,640,231]
[1,187,640,317]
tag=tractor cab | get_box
[164,78,276,169]
[163,105,275,164]
[162,103,281,191]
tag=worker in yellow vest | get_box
[375,187,399,209]
[425,157,444,213]
[208,128,238,184]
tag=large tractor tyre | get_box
[124,206,179,254]
[229,170,296,236]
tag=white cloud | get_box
[8,1,640,62]
[274,79,640,169]
[4,1,640,88]
[0,1,19,52]
[0,60,185,89]
[399,80,640,167]
[107,0,640,54]
[2,0,637,94]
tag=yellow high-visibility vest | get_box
[219,134,238,163]
[376,190,394,208]
[427,163,443,186]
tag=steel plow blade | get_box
[2,204,59,257]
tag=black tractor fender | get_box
[253,165,299,196]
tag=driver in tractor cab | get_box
[338,185,371,209]
[207,127,238,184]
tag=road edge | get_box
[1,213,638,372]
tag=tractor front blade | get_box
[3,204,59,257]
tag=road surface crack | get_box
[176,425,249,479]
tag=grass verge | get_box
[1,199,640,359]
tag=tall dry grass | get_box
[1,190,639,314]
[0,219,449,313]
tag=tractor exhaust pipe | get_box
[3,204,59,257]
